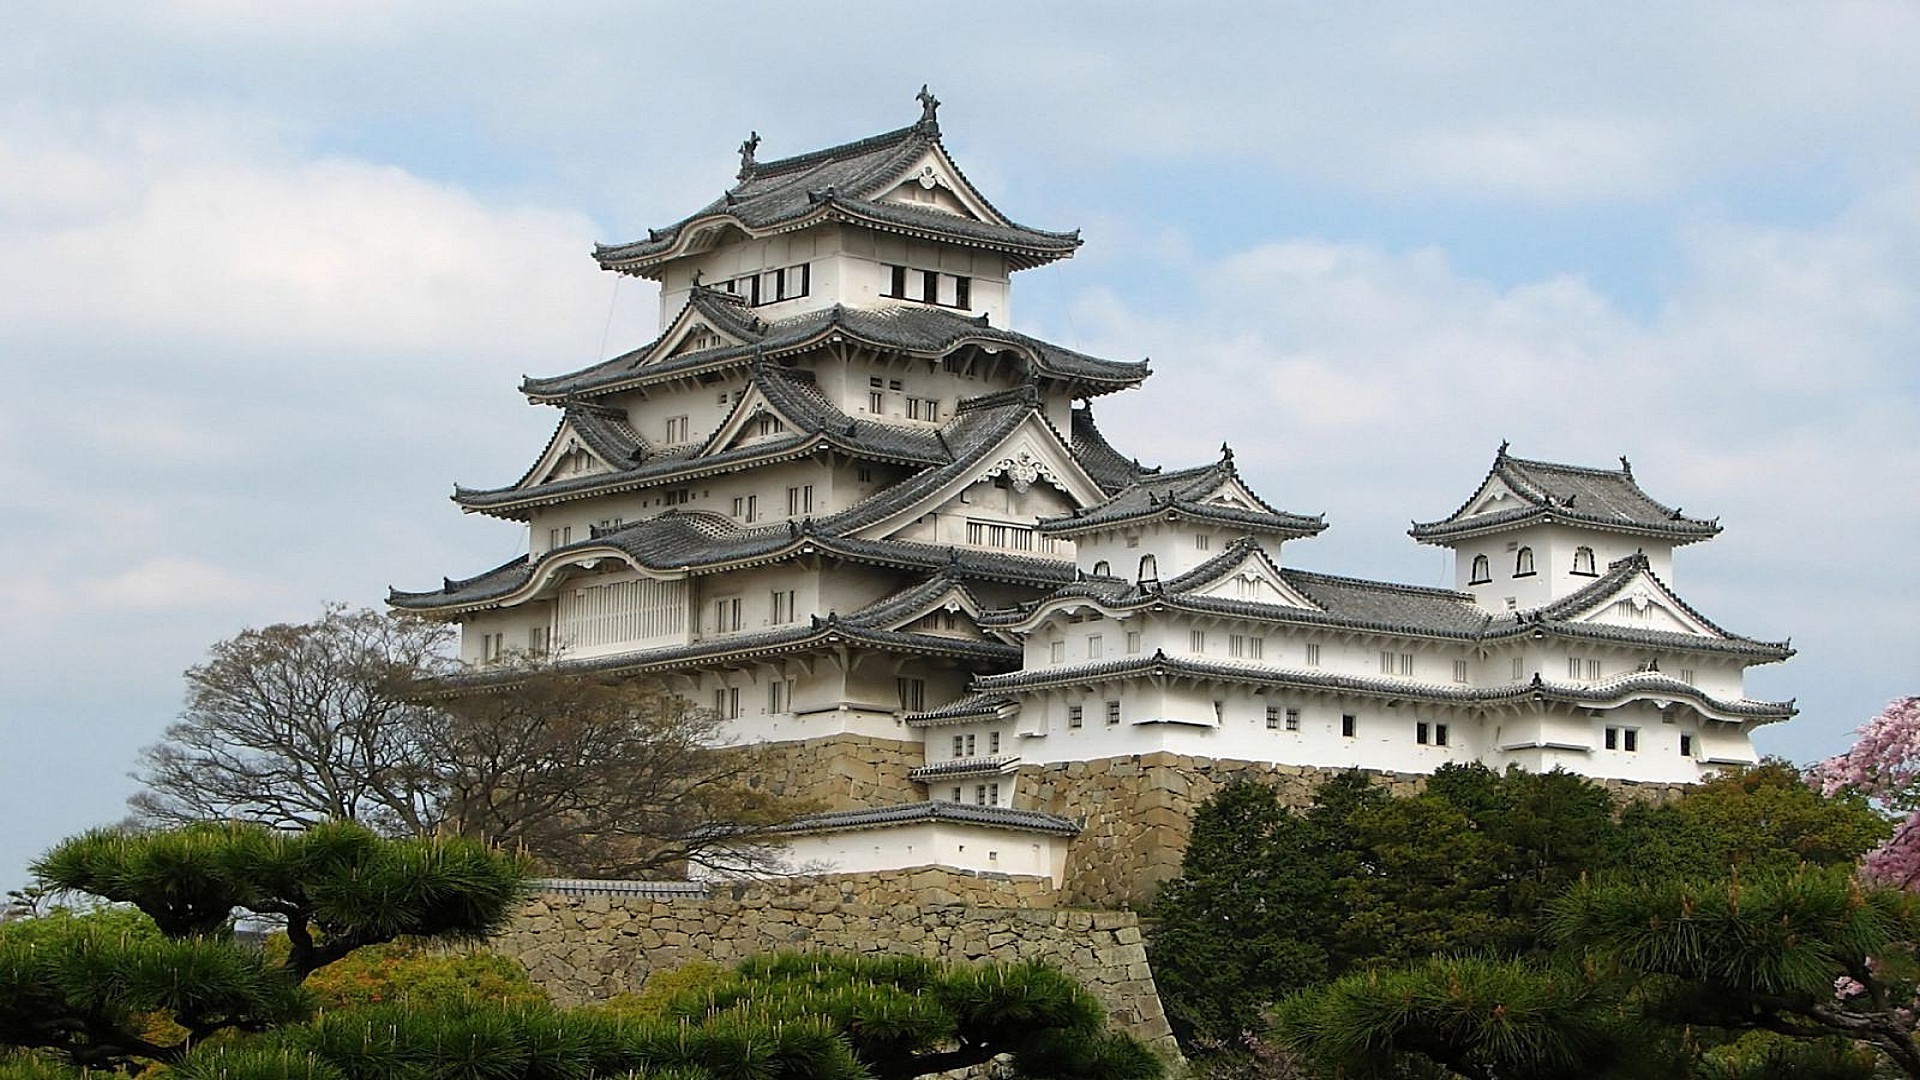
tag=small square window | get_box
[1265,705,1281,730]
[1305,643,1321,666]
[1285,708,1300,732]
[1105,701,1121,726]
[1067,705,1083,728]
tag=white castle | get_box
[392,93,1793,900]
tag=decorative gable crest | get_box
[984,449,1063,495]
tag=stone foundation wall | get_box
[748,733,924,810]
[1016,754,1690,908]
[491,869,1172,1050]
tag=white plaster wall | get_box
[779,822,1068,884]
[1449,524,1677,611]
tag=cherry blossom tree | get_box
[1809,698,1920,888]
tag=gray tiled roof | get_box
[388,510,1076,611]
[1412,445,1721,545]
[969,650,1794,721]
[773,800,1080,836]
[908,755,1020,781]
[974,539,1789,660]
[593,119,1080,274]
[522,294,1149,401]
[454,364,953,515]
[1070,405,1158,494]
[1037,449,1325,538]
[906,693,1020,726]
[840,571,981,630]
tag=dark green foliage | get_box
[4,822,531,1073]
[1148,778,1336,1045]
[664,952,1162,1080]
[1611,760,1888,880]
[34,820,532,980]
[1274,956,1652,1080]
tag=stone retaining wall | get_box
[491,869,1173,1051]
[750,733,924,809]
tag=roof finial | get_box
[1497,439,1510,458]
[916,84,941,131]
[1220,442,1234,463]
[736,131,760,181]
[1618,454,1633,477]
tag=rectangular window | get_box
[954,276,971,310]
[922,269,940,304]
[1286,708,1301,731]
[989,731,1000,754]
[868,390,885,413]
[1087,634,1104,659]
[665,415,690,443]
[659,489,690,506]
[1400,653,1415,676]
[989,782,999,805]
[1190,630,1206,653]
[975,783,988,805]
[767,680,792,714]
[1568,657,1584,680]
[897,678,926,712]
[712,687,740,720]
[1105,700,1121,726]
[952,735,965,758]
[527,626,549,656]
[1679,734,1693,757]
[1266,705,1281,730]
[952,786,962,803]
[887,265,907,298]
[1679,668,1697,686]
[1067,705,1083,728]
[1434,724,1450,747]
[1230,634,1261,659]
[1305,643,1321,666]
[1196,534,1210,551]
[712,597,742,633]
[856,465,874,483]
[1380,650,1396,675]
[480,632,504,662]
[1587,659,1602,681]
[1624,729,1639,752]
[1417,722,1430,745]
[769,590,796,625]
[731,495,757,522]
[786,485,814,516]
[1453,659,1469,683]
[964,733,976,756]
[1049,640,1065,663]
[1126,631,1142,654]
[1341,714,1357,738]
[1605,727,1619,750]
[1512,657,1526,680]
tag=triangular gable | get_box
[1463,477,1523,518]
[852,413,1109,541]
[1562,567,1725,639]
[522,419,619,491]
[642,296,755,367]
[1187,547,1322,610]
[874,146,1002,224]
[1197,474,1267,512]
[702,380,802,455]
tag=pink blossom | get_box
[1835,975,1868,1000]
[1808,699,1920,892]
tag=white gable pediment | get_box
[876,149,1000,223]
[1190,550,1321,610]
[1199,475,1265,512]
[1569,571,1721,639]
[703,384,800,456]
[853,415,1108,541]
[528,425,617,489]
[1465,478,1521,518]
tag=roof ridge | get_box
[1280,566,1474,600]
[736,122,929,184]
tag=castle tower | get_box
[392,98,1796,906]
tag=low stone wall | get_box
[1018,754,1690,907]
[491,869,1173,1051]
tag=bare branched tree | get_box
[131,607,809,878]
[131,605,452,835]
[429,663,804,877]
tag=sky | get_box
[3,2,1916,890]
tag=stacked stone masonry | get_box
[749,734,925,810]
[491,869,1174,1052]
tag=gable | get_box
[644,299,753,367]
[1198,475,1267,512]
[875,148,999,223]
[1580,586,1718,637]
[1465,478,1522,518]
[704,383,800,456]
[527,424,617,489]
[851,415,1109,541]
[1189,550,1322,610]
